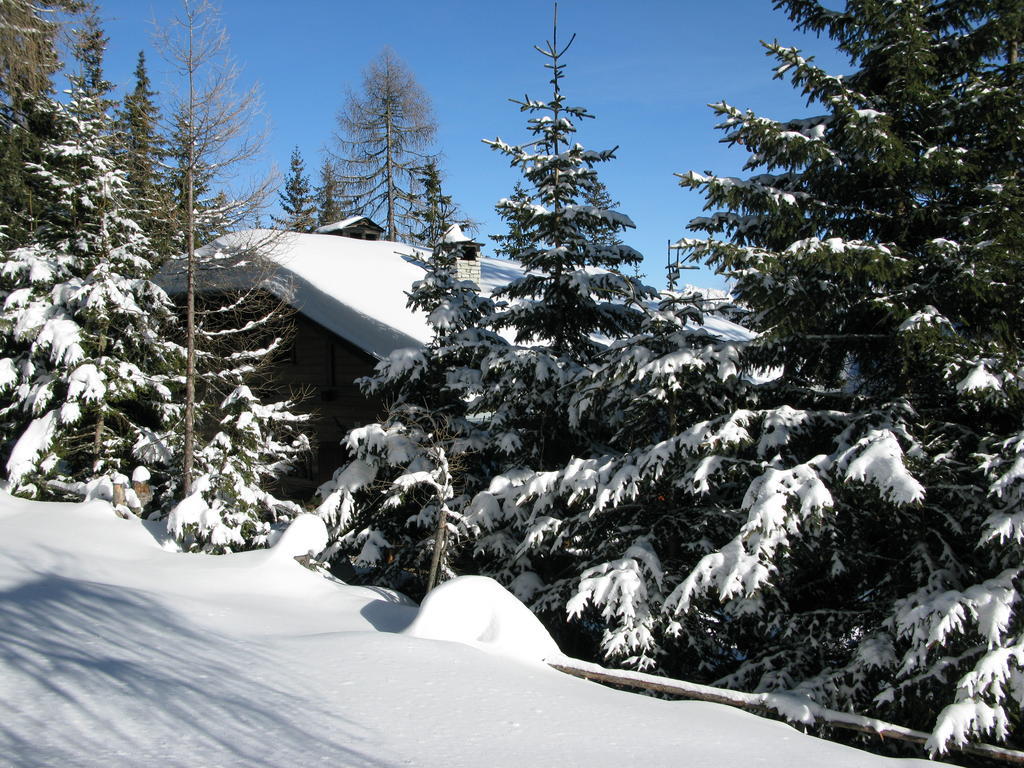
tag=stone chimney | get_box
[435,224,482,286]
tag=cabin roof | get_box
[157,229,526,360]
[314,216,385,236]
[157,230,751,362]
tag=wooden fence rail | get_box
[548,658,1024,765]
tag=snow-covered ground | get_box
[0,493,937,767]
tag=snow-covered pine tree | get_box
[167,381,308,551]
[474,24,653,470]
[465,287,749,668]
[410,159,462,247]
[448,25,659,652]
[316,228,499,596]
[0,9,183,503]
[579,178,624,249]
[114,50,175,262]
[317,19,658,641]
[489,181,533,260]
[164,108,221,251]
[478,0,1024,756]
[272,146,316,232]
[671,4,1024,752]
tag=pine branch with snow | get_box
[167,384,308,552]
[658,0,1024,752]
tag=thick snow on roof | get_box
[158,229,749,359]
[313,215,380,235]
[255,230,435,357]
[439,222,477,245]
[160,229,541,359]
[158,230,465,359]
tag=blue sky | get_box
[93,0,847,290]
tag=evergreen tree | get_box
[473,23,654,474]
[410,158,464,247]
[483,40,647,358]
[0,0,71,248]
[463,0,1024,757]
[167,381,308,551]
[333,47,437,241]
[466,289,743,667]
[165,108,221,250]
[0,10,183,503]
[69,3,109,100]
[672,12,1024,751]
[114,51,174,261]
[273,145,315,232]
[314,156,343,227]
[318,23,656,634]
[316,233,498,597]
[579,178,624,248]
[489,181,533,260]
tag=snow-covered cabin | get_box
[157,229,521,494]
[313,216,385,241]
[157,230,747,496]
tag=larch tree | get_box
[158,0,308,551]
[158,0,266,498]
[332,47,437,242]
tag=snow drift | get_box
[0,492,938,767]
[405,575,562,663]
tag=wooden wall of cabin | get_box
[171,290,386,502]
[271,313,385,498]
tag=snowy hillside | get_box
[0,493,939,767]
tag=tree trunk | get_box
[425,503,448,593]
[385,101,395,241]
[92,329,108,460]
[182,17,196,497]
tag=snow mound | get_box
[268,513,328,562]
[0,493,942,766]
[404,575,562,663]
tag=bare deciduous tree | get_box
[156,0,275,495]
[332,47,437,242]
